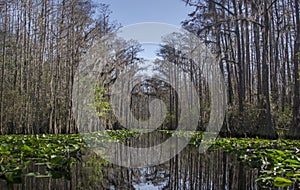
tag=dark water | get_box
[0,134,297,190]
[0,147,261,190]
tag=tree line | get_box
[0,0,122,134]
[180,0,299,138]
[0,0,299,139]
[0,0,145,134]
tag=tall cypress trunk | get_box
[257,1,277,138]
[288,0,300,139]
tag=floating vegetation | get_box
[0,131,299,189]
[209,138,300,189]
[0,134,85,184]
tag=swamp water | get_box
[1,148,261,190]
[0,131,298,190]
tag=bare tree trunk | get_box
[288,0,300,138]
[257,0,277,138]
[0,2,8,134]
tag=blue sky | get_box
[94,0,194,71]
[96,0,193,27]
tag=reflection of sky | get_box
[132,167,168,190]
[133,182,166,190]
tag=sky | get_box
[94,0,194,75]
[96,0,193,27]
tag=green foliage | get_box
[272,105,292,133]
[274,177,293,187]
[0,130,204,184]
[94,86,111,118]
[242,103,260,130]
[1,89,27,130]
[106,130,139,142]
[0,134,85,183]
[84,129,204,147]
[227,102,293,138]
[2,130,299,189]
[226,103,260,135]
[209,138,300,189]
[76,151,108,190]
[162,113,176,129]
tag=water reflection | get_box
[0,142,297,189]
[99,148,260,190]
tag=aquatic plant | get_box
[210,138,300,188]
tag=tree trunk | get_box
[288,0,300,139]
[256,1,277,138]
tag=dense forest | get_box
[0,0,299,139]
[182,0,299,139]
[0,0,119,134]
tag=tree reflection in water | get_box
[1,133,298,190]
